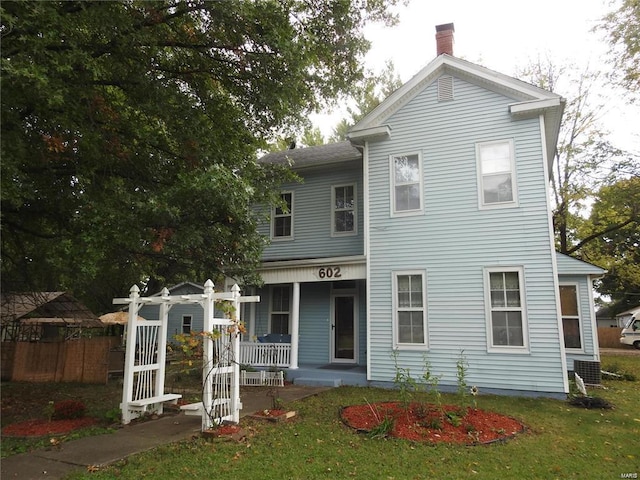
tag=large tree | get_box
[598,0,640,99]
[330,60,402,141]
[580,177,640,310]
[1,0,400,312]
[516,59,637,254]
[516,58,639,311]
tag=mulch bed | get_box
[2,417,98,438]
[340,402,525,445]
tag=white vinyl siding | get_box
[393,271,427,349]
[484,267,529,352]
[332,184,357,236]
[271,192,293,240]
[477,139,517,208]
[390,152,423,216]
[270,285,291,334]
[559,283,582,350]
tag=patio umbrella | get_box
[99,312,145,324]
[99,312,146,346]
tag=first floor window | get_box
[560,284,582,349]
[182,315,192,334]
[272,192,293,239]
[486,268,526,348]
[477,140,517,207]
[394,272,427,346]
[270,285,290,334]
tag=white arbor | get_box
[114,279,258,430]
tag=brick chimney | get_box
[435,23,455,56]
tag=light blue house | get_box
[241,24,605,396]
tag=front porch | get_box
[238,341,367,386]
[286,363,367,387]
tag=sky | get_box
[311,0,639,152]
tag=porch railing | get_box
[238,341,291,367]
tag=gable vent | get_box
[438,75,454,101]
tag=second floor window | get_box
[477,140,517,207]
[391,153,423,215]
[333,184,356,235]
[272,192,293,240]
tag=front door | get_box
[332,295,356,363]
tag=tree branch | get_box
[566,217,638,255]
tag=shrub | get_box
[52,400,86,420]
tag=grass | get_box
[48,353,640,480]
[0,361,202,458]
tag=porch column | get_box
[248,287,256,339]
[289,281,300,369]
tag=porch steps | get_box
[293,377,342,387]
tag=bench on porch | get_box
[257,333,291,343]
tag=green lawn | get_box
[63,354,639,480]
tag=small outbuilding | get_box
[1,292,110,383]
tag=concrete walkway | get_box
[1,385,330,479]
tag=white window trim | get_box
[269,285,291,334]
[559,282,584,352]
[476,139,518,209]
[389,152,424,217]
[483,266,530,353]
[331,183,357,237]
[271,191,294,241]
[392,270,428,350]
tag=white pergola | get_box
[114,279,259,430]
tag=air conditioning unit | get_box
[573,360,601,385]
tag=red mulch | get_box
[340,402,525,445]
[2,417,98,437]
[215,424,243,436]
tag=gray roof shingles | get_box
[259,141,362,168]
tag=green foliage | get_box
[391,349,418,408]
[601,361,638,381]
[368,414,394,439]
[59,354,640,479]
[365,400,394,439]
[455,351,468,404]
[445,410,462,427]
[598,0,640,99]
[43,401,55,423]
[421,356,443,413]
[330,60,403,141]
[0,0,401,312]
[515,58,638,311]
[580,177,640,311]
[104,407,122,424]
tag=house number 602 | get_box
[318,267,341,279]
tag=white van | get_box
[619,309,640,349]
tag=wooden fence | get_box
[597,327,623,349]
[1,337,110,383]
